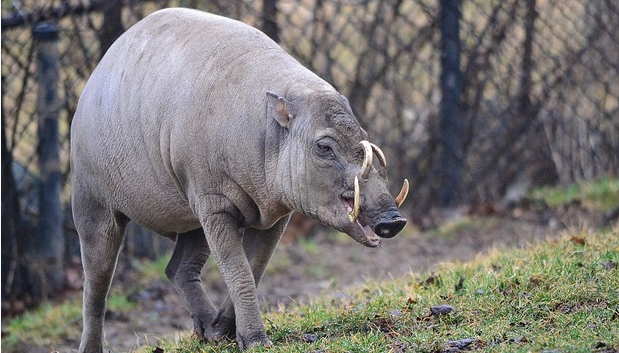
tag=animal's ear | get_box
[266,91,294,128]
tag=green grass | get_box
[138,227,618,353]
[1,299,82,348]
[529,177,619,212]
[133,253,172,282]
[1,293,136,351]
[108,292,139,312]
[2,228,617,352]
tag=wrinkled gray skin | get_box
[71,8,406,352]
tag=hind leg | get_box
[165,228,220,341]
[74,196,128,353]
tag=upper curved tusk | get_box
[359,140,373,179]
[370,142,387,169]
[349,176,360,222]
[395,179,409,207]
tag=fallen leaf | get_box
[570,236,586,245]
[419,272,440,287]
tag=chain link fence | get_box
[2,0,618,307]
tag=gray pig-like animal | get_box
[71,8,409,352]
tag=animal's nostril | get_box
[374,218,406,238]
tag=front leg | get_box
[213,216,290,340]
[201,211,271,349]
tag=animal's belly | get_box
[112,177,201,236]
[127,203,200,236]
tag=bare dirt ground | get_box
[32,203,614,353]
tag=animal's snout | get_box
[373,214,406,238]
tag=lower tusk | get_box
[370,143,387,169]
[359,140,373,179]
[395,179,409,207]
[349,176,361,222]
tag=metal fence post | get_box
[439,0,463,207]
[33,22,65,293]
[262,0,279,43]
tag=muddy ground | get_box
[32,203,615,353]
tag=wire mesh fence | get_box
[2,0,618,306]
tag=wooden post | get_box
[34,22,65,293]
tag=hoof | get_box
[237,333,272,350]
[190,311,224,342]
[206,311,236,342]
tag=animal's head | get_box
[267,89,408,247]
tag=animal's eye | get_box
[316,142,334,158]
[318,143,332,154]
